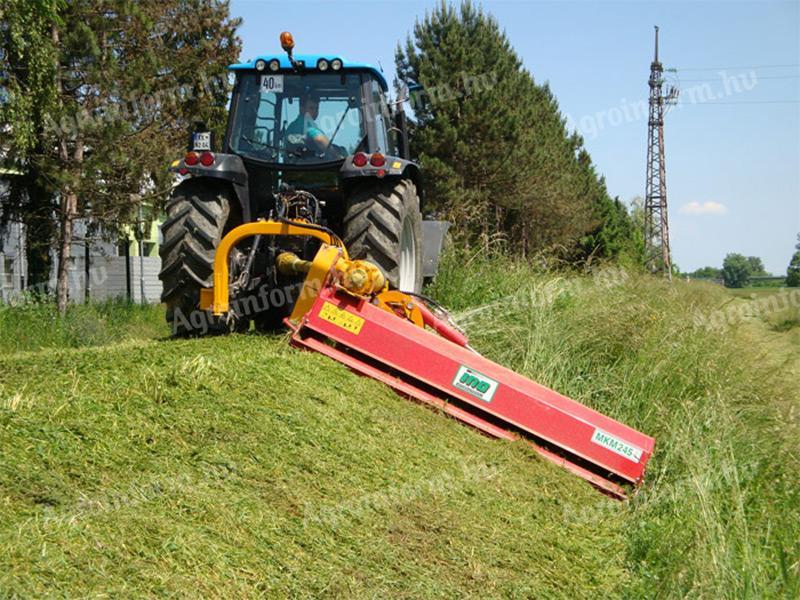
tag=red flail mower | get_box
[201,221,655,500]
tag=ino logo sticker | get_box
[452,365,499,403]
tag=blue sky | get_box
[230,0,800,274]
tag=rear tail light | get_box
[370,153,386,167]
[199,151,215,167]
[184,151,199,166]
[353,152,368,167]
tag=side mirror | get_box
[391,83,410,111]
[394,82,424,110]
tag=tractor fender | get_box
[340,156,425,211]
[169,153,252,221]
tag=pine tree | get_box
[396,1,527,245]
[396,1,632,259]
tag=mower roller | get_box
[201,220,655,499]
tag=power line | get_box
[673,75,800,82]
[673,63,800,71]
[679,99,800,105]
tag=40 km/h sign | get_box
[260,74,284,93]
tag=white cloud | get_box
[678,201,728,216]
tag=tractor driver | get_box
[285,94,333,160]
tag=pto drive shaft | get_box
[276,251,386,296]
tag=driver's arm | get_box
[306,126,330,153]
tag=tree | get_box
[0,1,62,290]
[0,0,241,312]
[722,253,752,288]
[787,234,800,287]
[745,256,769,277]
[396,2,529,241]
[578,194,638,263]
[395,1,618,258]
[688,266,722,279]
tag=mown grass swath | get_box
[0,251,797,596]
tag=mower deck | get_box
[289,285,655,499]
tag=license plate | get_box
[192,132,211,151]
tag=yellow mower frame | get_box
[199,220,387,323]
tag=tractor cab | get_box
[226,55,401,168]
[206,36,418,216]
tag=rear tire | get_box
[159,180,234,336]
[342,179,423,292]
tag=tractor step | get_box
[289,286,655,499]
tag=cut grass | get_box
[0,251,797,597]
[0,335,627,597]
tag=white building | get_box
[0,173,163,304]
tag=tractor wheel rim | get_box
[399,216,416,291]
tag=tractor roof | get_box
[229,55,389,91]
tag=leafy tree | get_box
[689,266,722,279]
[0,0,240,312]
[745,256,769,277]
[787,234,800,287]
[0,1,62,290]
[722,253,752,288]
[396,1,623,258]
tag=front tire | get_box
[342,179,423,292]
[159,180,234,336]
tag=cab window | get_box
[229,72,365,165]
[368,79,397,155]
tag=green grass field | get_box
[1,253,797,597]
[727,286,788,298]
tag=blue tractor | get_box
[160,33,443,334]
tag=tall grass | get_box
[430,248,800,597]
[0,251,796,596]
[0,298,167,355]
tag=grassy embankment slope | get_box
[1,253,797,597]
